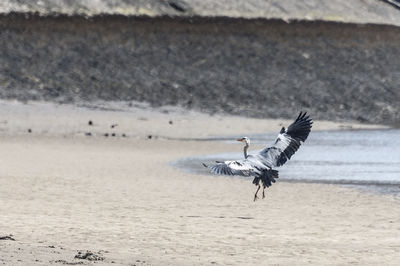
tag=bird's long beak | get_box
[236,138,244,142]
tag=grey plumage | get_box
[204,112,313,200]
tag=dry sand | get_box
[0,100,388,139]
[0,101,399,265]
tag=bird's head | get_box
[236,137,250,146]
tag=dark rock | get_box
[0,235,15,241]
[167,1,187,13]
[74,250,104,261]
[356,116,368,123]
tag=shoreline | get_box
[172,148,400,199]
[0,101,399,265]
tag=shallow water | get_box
[173,129,400,196]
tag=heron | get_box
[203,112,313,201]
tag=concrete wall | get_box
[1,14,400,125]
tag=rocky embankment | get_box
[1,14,399,125]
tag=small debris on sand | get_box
[111,133,116,137]
[169,120,173,125]
[27,129,32,133]
[104,133,109,137]
[122,133,127,137]
[0,235,15,241]
[88,120,93,126]
[74,250,105,261]
[147,135,152,139]
[111,124,118,128]
[85,132,92,136]
[54,260,83,265]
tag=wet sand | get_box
[0,101,399,265]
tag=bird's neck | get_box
[244,143,249,158]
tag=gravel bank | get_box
[1,14,400,125]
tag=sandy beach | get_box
[0,101,399,265]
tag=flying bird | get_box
[203,112,313,201]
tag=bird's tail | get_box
[253,169,279,188]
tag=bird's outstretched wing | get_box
[258,112,313,167]
[205,159,257,177]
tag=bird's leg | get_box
[254,185,261,202]
[262,187,266,199]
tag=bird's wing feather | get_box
[258,112,313,167]
[208,159,257,176]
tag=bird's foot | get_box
[253,195,259,202]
